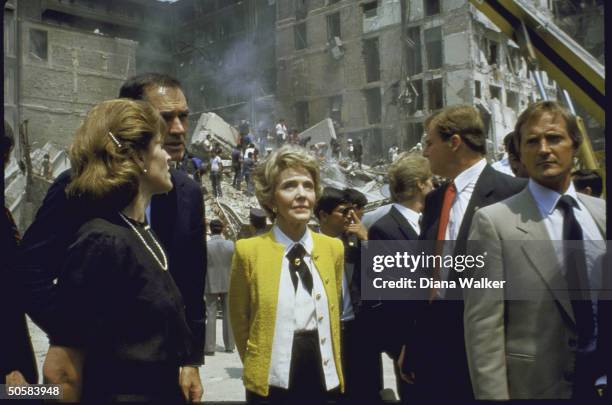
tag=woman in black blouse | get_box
[54,99,193,402]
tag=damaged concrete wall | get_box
[276,0,403,162]
[19,21,137,148]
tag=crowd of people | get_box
[1,70,609,404]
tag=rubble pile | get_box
[202,156,391,240]
[5,142,69,218]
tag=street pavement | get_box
[28,317,398,402]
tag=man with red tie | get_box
[416,105,525,400]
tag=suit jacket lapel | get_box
[577,194,606,238]
[151,170,180,249]
[515,188,575,325]
[389,206,418,240]
[456,165,496,243]
[421,185,445,240]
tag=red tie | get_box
[436,182,456,241]
[430,182,456,301]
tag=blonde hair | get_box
[388,152,432,202]
[253,145,321,220]
[66,99,165,209]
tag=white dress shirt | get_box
[268,225,340,390]
[392,203,421,236]
[528,179,604,354]
[446,158,487,241]
[437,159,487,297]
[491,154,514,176]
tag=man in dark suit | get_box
[416,105,526,400]
[368,153,433,403]
[13,73,206,402]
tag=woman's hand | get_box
[43,345,85,402]
[5,370,28,386]
[179,366,203,403]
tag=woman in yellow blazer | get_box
[229,145,345,405]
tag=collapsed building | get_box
[3,0,605,231]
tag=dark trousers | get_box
[413,301,473,401]
[232,164,241,188]
[572,351,604,400]
[246,330,338,405]
[210,171,222,197]
[338,320,356,404]
[350,309,385,404]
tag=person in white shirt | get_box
[275,119,288,148]
[417,105,526,400]
[367,153,434,402]
[229,145,345,404]
[210,149,223,198]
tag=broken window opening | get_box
[4,67,15,105]
[424,26,442,70]
[4,9,15,56]
[487,40,499,65]
[427,78,443,110]
[424,0,441,16]
[506,90,519,110]
[405,122,424,149]
[295,0,308,20]
[29,29,48,61]
[406,26,422,75]
[294,22,307,50]
[489,85,501,100]
[327,12,341,41]
[362,1,378,18]
[329,95,343,125]
[363,37,381,82]
[475,80,482,99]
[364,87,382,124]
[295,101,310,130]
[408,79,423,114]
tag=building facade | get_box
[274,0,562,163]
[3,0,172,149]
[170,0,277,133]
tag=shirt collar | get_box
[528,178,581,215]
[210,234,224,240]
[392,203,421,226]
[453,158,487,193]
[272,224,313,256]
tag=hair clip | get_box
[108,131,123,148]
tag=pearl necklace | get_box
[119,212,168,271]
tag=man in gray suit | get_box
[205,219,235,355]
[464,100,607,399]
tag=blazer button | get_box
[316,293,321,300]
[325,278,329,284]
[321,337,326,344]
[324,359,329,366]
[318,315,324,322]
